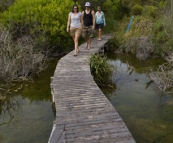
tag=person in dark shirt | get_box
[81,2,95,50]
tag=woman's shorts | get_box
[95,23,104,30]
[82,26,94,38]
[70,28,82,37]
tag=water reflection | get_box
[102,53,173,143]
[0,58,59,143]
[0,95,23,126]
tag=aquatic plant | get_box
[89,53,115,87]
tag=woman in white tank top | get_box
[66,4,82,56]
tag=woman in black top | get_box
[81,2,95,50]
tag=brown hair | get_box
[97,6,101,10]
[71,4,79,13]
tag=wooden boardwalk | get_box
[48,34,136,143]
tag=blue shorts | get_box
[95,23,104,30]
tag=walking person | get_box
[67,4,82,56]
[81,2,95,50]
[95,6,106,41]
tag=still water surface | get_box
[0,59,59,143]
[102,53,173,143]
[1,53,173,143]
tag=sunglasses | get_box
[74,8,78,9]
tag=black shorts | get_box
[95,23,104,30]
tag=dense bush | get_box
[0,0,14,12]
[151,0,173,56]
[142,5,158,19]
[0,25,48,84]
[132,5,143,15]
[0,0,75,50]
[103,0,121,32]
[111,16,153,54]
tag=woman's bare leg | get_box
[72,35,77,56]
[75,34,80,54]
[98,29,102,40]
[73,34,80,55]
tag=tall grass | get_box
[89,54,115,86]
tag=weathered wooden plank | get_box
[48,35,136,143]
[48,124,65,143]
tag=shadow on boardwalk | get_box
[48,34,136,143]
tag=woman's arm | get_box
[102,12,106,26]
[66,13,71,32]
[81,11,84,28]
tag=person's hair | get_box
[71,4,79,13]
[97,6,101,10]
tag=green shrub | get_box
[142,5,158,19]
[151,0,173,56]
[152,18,173,56]
[0,0,14,12]
[0,0,75,49]
[89,54,115,85]
[132,5,143,15]
[110,16,153,54]
[101,0,122,33]
[121,0,141,10]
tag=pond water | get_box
[0,59,59,143]
[101,52,173,143]
[1,52,173,143]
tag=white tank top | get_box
[69,12,82,28]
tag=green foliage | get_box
[108,15,155,55]
[0,0,75,49]
[76,0,107,10]
[107,36,120,50]
[130,16,153,36]
[132,5,143,15]
[0,0,14,12]
[142,5,158,19]
[102,0,122,33]
[121,0,141,15]
[151,0,173,56]
[152,19,173,56]
[89,54,115,85]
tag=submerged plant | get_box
[89,53,116,87]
